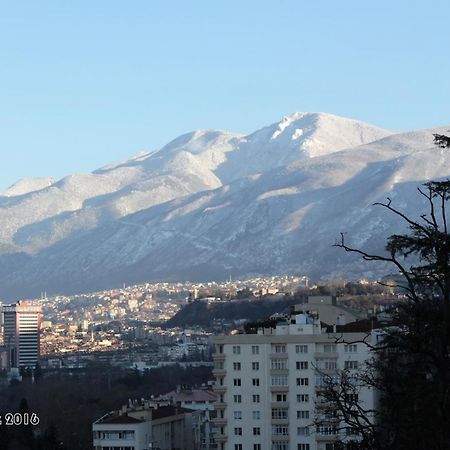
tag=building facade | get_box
[2,301,42,369]
[156,387,218,450]
[212,312,374,450]
[93,400,205,450]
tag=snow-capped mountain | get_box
[0,112,446,299]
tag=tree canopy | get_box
[321,134,450,450]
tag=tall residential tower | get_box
[2,301,42,369]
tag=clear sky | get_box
[0,0,449,190]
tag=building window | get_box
[215,361,224,370]
[272,442,289,450]
[271,375,288,386]
[272,425,289,436]
[254,445,262,450]
[253,394,260,403]
[234,411,242,419]
[234,378,241,386]
[271,359,288,370]
[296,344,308,353]
[253,427,261,435]
[96,431,135,440]
[297,394,309,403]
[234,427,242,436]
[316,375,338,386]
[275,393,287,402]
[297,410,310,419]
[344,344,357,353]
[316,359,337,370]
[235,445,243,450]
[252,410,261,420]
[233,345,241,354]
[274,344,286,353]
[252,345,259,355]
[324,344,337,353]
[252,378,260,386]
[344,360,358,369]
[272,408,288,419]
[296,377,309,386]
[296,361,308,370]
[316,425,338,435]
[234,395,242,403]
[298,445,310,450]
[297,426,310,436]
[233,362,241,371]
[345,393,359,402]
[252,362,260,370]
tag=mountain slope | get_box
[0,120,446,299]
[0,113,389,256]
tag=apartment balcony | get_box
[270,369,289,376]
[314,352,338,359]
[270,352,288,359]
[213,353,226,362]
[212,368,226,377]
[270,385,289,393]
[213,384,227,394]
[271,434,289,441]
[314,367,337,376]
[315,433,339,442]
[213,417,227,426]
[315,400,333,410]
[215,433,228,443]
[214,401,227,410]
[271,401,289,408]
[271,418,289,425]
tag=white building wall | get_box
[213,319,374,450]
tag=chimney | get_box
[336,314,346,326]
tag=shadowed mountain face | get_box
[0,112,447,300]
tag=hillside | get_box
[0,113,447,299]
[164,295,304,329]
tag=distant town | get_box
[1,275,311,372]
[0,274,404,450]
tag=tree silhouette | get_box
[321,134,450,450]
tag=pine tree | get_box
[321,134,450,450]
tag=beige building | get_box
[212,310,375,450]
[93,401,200,450]
[294,296,361,326]
[156,387,218,450]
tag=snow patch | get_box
[291,129,303,140]
[271,116,295,140]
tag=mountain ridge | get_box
[0,113,446,300]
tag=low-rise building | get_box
[93,400,201,450]
[157,387,218,450]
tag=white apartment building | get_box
[212,311,375,450]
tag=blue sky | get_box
[0,1,449,190]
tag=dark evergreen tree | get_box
[320,134,450,450]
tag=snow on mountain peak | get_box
[0,112,427,298]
